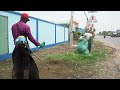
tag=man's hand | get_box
[39,42,45,48]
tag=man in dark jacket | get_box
[84,30,92,52]
[11,13,45,79]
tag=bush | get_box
[74,31,81,40]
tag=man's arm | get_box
[25,26,40,46]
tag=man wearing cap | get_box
[11,13,45,79]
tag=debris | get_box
[76,38,89,54]
[68,77,70,79]
[105,54,107,56]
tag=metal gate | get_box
[0,15,8,55]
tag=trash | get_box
[2,69,4,70]
[68,77,70,79]
[105,54,107,56]
[76,38,89,54]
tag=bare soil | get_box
[0,40,118,79]
[92,37,120,79]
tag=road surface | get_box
[95,35,120,50]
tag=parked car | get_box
[111,32,117,37]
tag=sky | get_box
[19,11,120,34]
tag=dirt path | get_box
[93,36,120,79]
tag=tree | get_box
[106,31,112,36]
[99,32,102,35]
[102,31,106,35]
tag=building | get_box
[0,11,69,61]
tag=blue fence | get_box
[0,11,69,61]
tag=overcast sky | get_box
[19,11,120,34]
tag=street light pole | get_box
[70,11,74,47]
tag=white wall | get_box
[56,25,64,43]
[0,11,20,53]
[27,18,37,48]
[65,27,68,41]
[0,11,69,56]
[0,11,38,53]
[38,20,55,45]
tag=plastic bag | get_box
[76,38,89,54]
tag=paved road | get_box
[95,35,120,50]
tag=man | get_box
[11,13,45,79]
[91,29,96,38]
[84,30,93,52]
[104,33,106,38]
[90,28,96,46]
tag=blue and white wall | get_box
[0,11,69,61]
[65,27,69,41]
[38,20,55,45]
[56,25,65,43]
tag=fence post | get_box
[55,24,56,44]
[36,19,39,42]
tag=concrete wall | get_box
[38,20,55,45]
[0,11,68,61]
[56,25,65,43]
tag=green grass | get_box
[45,41,108,66]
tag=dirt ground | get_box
[0,39,119,79]
[0,43,79,79]
[92,37,120,79]
[0,42,98,79]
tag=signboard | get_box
[88,15,97,23]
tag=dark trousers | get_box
[88,38,92,52]
[12,46,39,79]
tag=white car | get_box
[111,32,117,37]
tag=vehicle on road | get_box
[111,32,117,37]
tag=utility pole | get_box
[84,11,89,31]
[70,11,74,47]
